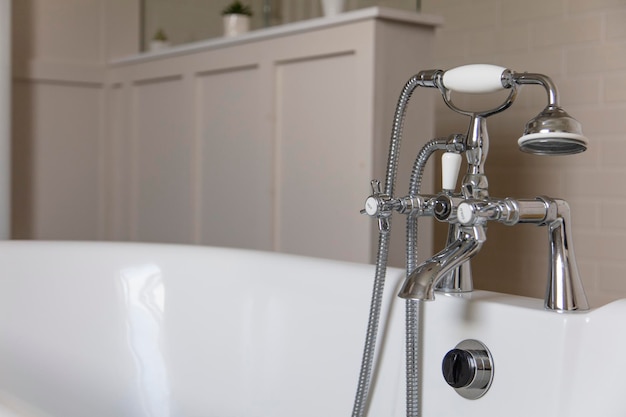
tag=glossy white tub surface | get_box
[0,241,623,417]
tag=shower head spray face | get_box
[518,106,588,155]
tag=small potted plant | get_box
[149,28,170,52]
[222,1,253,37]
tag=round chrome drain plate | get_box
[441,339,494,399]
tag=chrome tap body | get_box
[400,225,485,301]
[354,64,590,417]
[364,65,589,312]
[399,193,589,311]
[354,65,590,417]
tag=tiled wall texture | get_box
[421,0,626,307]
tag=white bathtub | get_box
[0,241,623,417]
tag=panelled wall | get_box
[12,81,102,239]
[107,12,440,265]
[12,4,440,266]
[11,1,626,306]
[11,0,140,239]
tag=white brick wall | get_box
[422,0,626,307]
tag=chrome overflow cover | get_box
[441,339,494,399]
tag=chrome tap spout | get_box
[543,198,589,311]
[435,223,474,294]
[398,227,485,301]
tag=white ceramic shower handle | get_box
[441,64,508,94]
[442,152,462,191]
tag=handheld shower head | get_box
[509,72,588,155]
[518,105,588,155]
[425,66,589,155]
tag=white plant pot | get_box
[149,40,170,52]
[223,14,250,37]
[321,0,345,16]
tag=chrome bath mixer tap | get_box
[364,64,589,312]
[352,64,590,417]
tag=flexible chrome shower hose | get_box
[350,230,390,417]
[405,138,448,417]
[350,75,423,417]
[407,138,447,273]
[384,76,425,197]
[405,299,422,417]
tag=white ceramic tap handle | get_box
[442,152,462,191]
[441,64,508,94]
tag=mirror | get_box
[141,0,420,51]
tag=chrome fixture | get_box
[442,339,494,400]
[508,72,587,155]
[362,64,589,311]
[352,64,589,417]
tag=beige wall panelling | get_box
[131,75,195,243]
[276,52,368,261]
[11,0,140,240]
[268,16,439,265]
[14,1,626,303]
[12,0,108,239]
[109,43,278,250]
[30,82,103,239]
[274,23,373,263]
[104,83,132,241]
[197,65,274,250]
[109,10,440,263]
